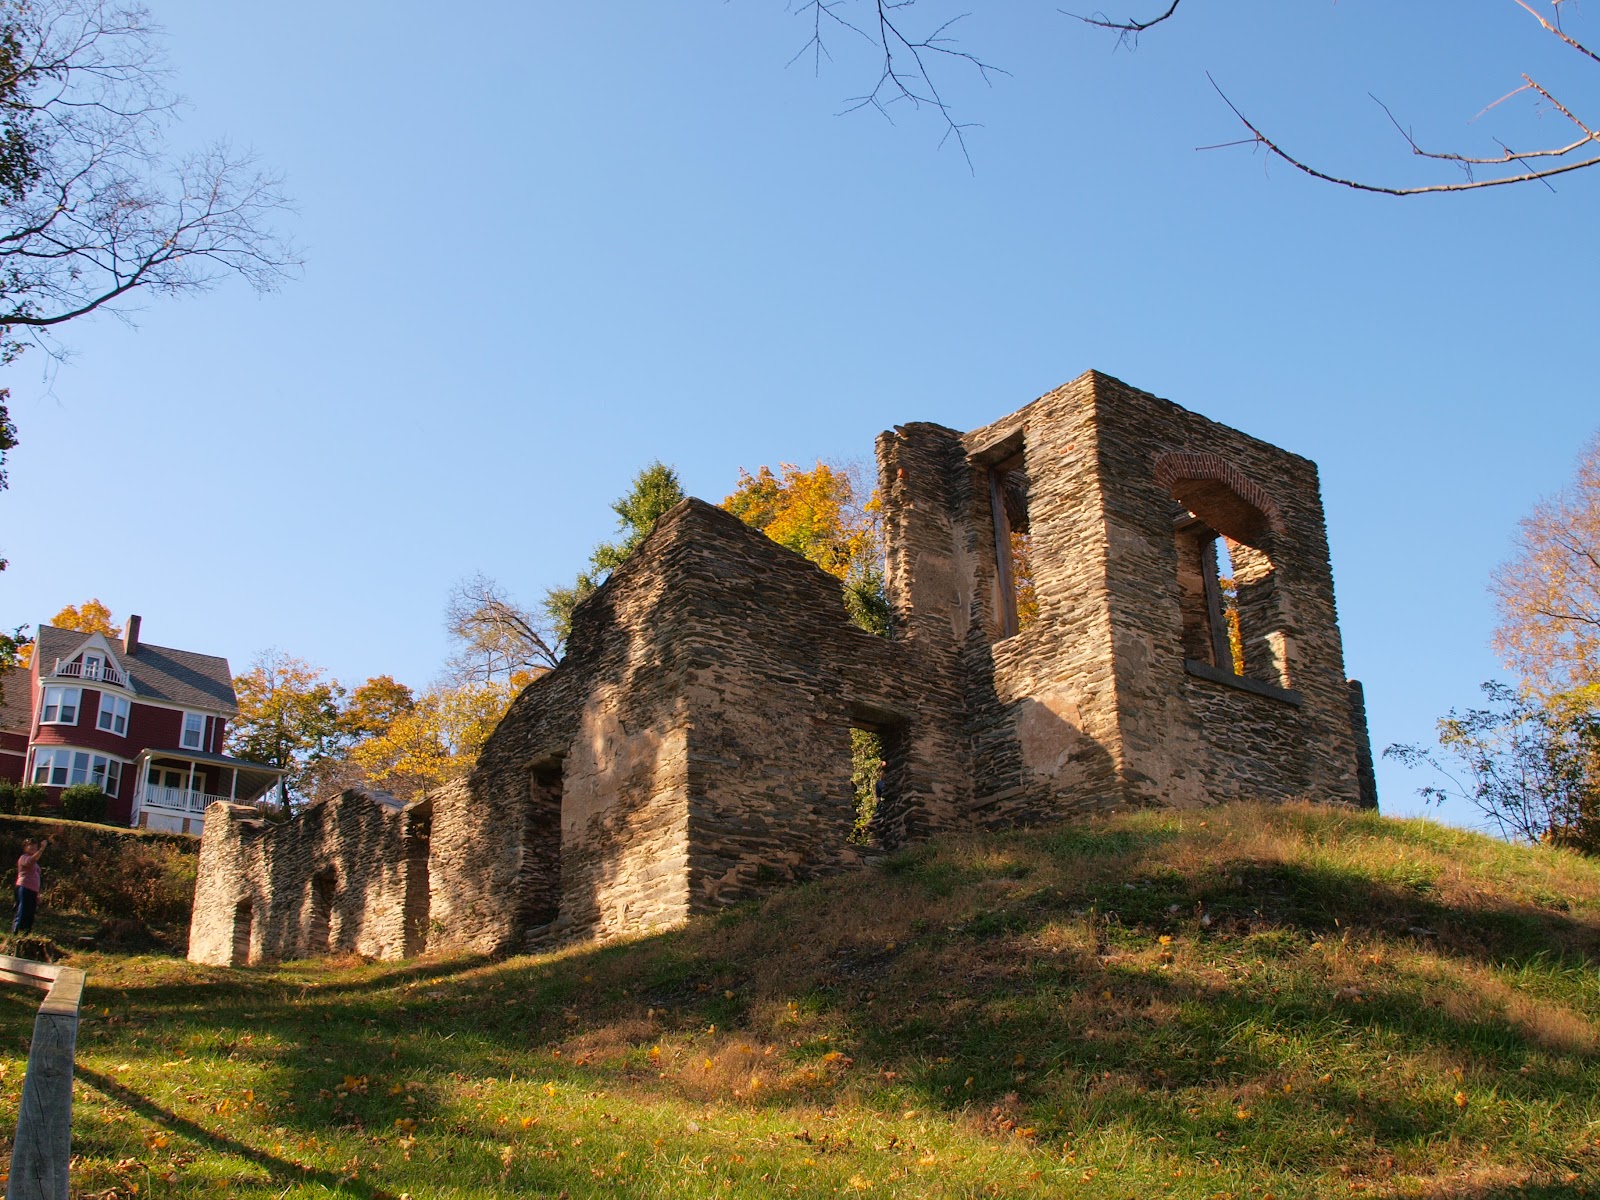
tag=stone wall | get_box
[188,368,1377,966]
[188,790,428,966]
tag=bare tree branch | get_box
[445,573,562,685]
[1063,0,1183,38]
[1074,0,1600,193]
[0,0,298,357]
[788,1,1005,169]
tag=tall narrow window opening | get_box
[403,806,432,957]
[987,450,1035,639]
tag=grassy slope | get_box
[9,802,1600,1199]
[0,814,196,950]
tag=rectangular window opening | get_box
[181,711,205,750]
[849,714,906,849]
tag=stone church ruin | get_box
[188,371,1378,966]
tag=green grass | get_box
[7,801,1600,1198]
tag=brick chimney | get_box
[123,614,141,656]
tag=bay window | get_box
[30,748,123,793]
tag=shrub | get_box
[59,784,109,823]
[0,781,15,814]
[14,785,47,816]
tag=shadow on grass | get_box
[72,813,1600,1184]
[76,1065,403,1199]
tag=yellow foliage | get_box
[348,680,517,797]
[50,598,120,638]
[722,461,881,583]
[1492,430,1600,697]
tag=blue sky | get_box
[2,1,1595,829]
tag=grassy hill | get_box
[0,814,196,953]
[7,801,1600,1198]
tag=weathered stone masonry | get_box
[189,371,1377,965]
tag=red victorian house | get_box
[0,616,282,835]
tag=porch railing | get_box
[137,785,228,814]
[49,659,129,688]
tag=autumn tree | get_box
[11,596,120,668]
[228,650,345,809]
[723,459,889,636]
[346,680,516,801]
[339,675,416,741]
[48,599,120,639]
[1492,431,1600,705]
[543,461,686,643]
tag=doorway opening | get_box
[308,869,336,956]
[232,899,254,966]
[519,759,564,929]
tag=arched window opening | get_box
[1164,460,1291,691]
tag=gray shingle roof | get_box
[0,666,30,733]
[34,625,238,715]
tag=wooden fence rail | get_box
[0,954,84,1200]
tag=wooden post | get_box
[0,956,85,1200]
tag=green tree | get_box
[228,651,345,810]
[544,461,686,643]
[1386,682,1600,851]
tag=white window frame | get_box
[82,652,103,682]
[181,711,206,751]
[30,747,126,792]
[97,693,130,736]
[40,685,81,725]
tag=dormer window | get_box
[41,686,80,725]
[97,694,130,736]
[181,711,206,750]
[82,653,103,682]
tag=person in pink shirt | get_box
[13,837,48,934]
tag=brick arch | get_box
[1153,451,1285,543]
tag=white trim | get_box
[180,710,206,751]
[38,685,82,726]
[29,745,128,792]
[45,631,133,694]
[96,693,130,736]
